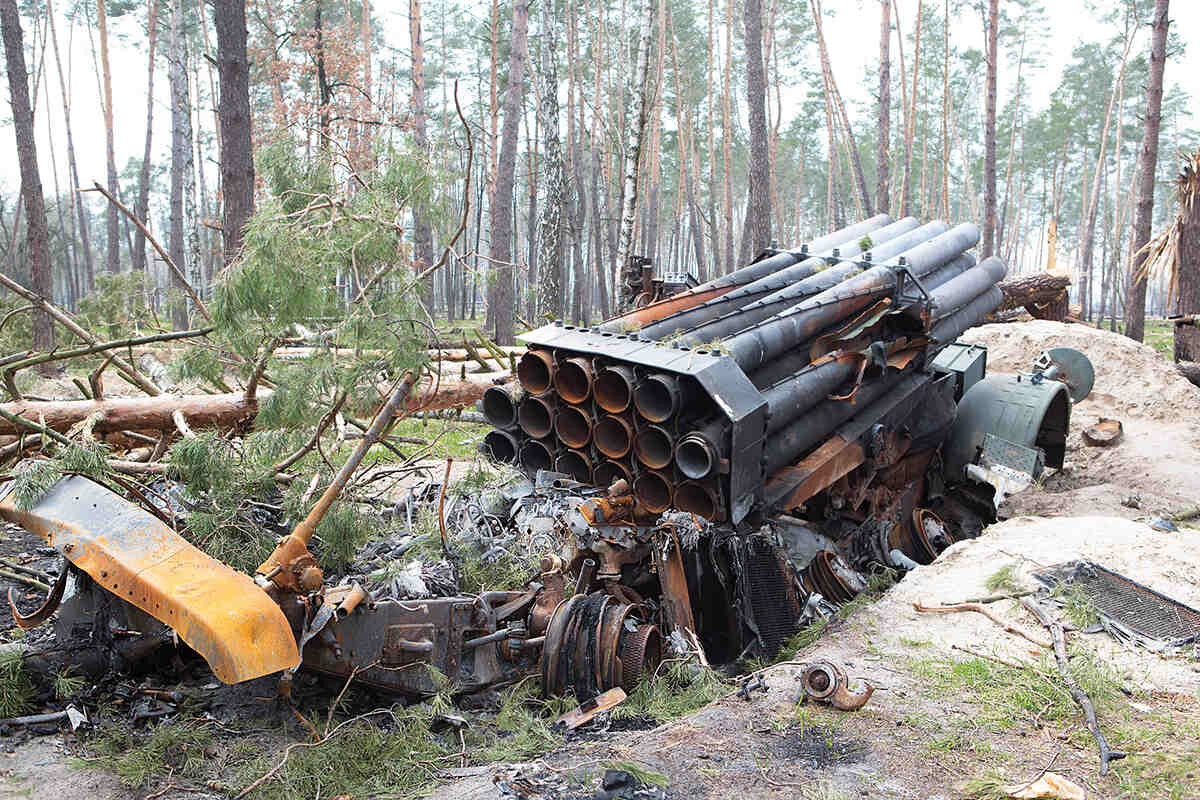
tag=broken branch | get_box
[912,601,1051,648]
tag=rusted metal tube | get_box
[633,470,674,513]
[674,479,720,520]
[517,349,556,396]
[554,404,593,448]
[481,429,520,464]
[593,414,635,458]
[517,395,556,439]
[674,428,721,480]
[724,223,980,373]
[677,220,950,347]
[633,424,675,470]
[638,216,912,340]
[554,356,594,404]
[593,459,634,489]
[481,384,523,429]
[599,214,894,331]
[518,439,556,472]
[555,450,593,483]
[633,373,683,422]
[594,365,637,413]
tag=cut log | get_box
[0,378,494,438]
[1178,361,1200,389]
[995,273,1071,321]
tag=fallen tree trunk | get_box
[995,274,1071,321]
[0,378,493,437]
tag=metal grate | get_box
[1036,561,1200,649]
[737,536,803,658]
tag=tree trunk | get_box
[900,0,921,217]
[982,0,998,257]
[1176,161,1200,362]
[535,1,565,319]
[409,0,436,310]
[213,0,254,265]
[132,0,159,274]
[97,0,119,274]
[167,0,194,330]
[46,0,94,291]
[1126,0,1170,343]
[721,0,733,274]
[615,0,655,308]
[490,0,529,345]
[996,273,1071,318]
[0,0,55,366]
[743,0,770,254]
[876,0,890,215]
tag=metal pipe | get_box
[594,365,637,413]
[481,384,523,429]
[593,459,634,488]
[599,214,894,331]
[554,356,594,404]
[929,285,1004,345]
[594,414,635,458]
[554,450,593,483]
[554,404,593,448]
[633,469,674,513]
[674,479,720,520]
[517,395,556,439]
[677,220,951,346]
[724,223,980,373]
[633,373,684,422]
[517,350,556,396]
[518,439,556,473]
[926,256,1007,321]
[634,424,675,469]
[638,216,913,339]
[674,428,722,480]
[481,429,520,464]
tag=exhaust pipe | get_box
[517,395,556,439]
[633,374,683,422]
[675,479,720,520]
[518,439,556,473]
[593,459,634,489]
[633,470,674,513]
[594,414,635,458]
[481,429,520,464]
[517,349,556,396]
[633,424,675,469]
[554,404,593,449]
[595,365,637,413]
[555,450,593,483]
[554,356,594,404]
[481,384,523,429]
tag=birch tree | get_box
[615,0,655,309]
[535,0,565,318]
[491,0,529,345]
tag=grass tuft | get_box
[984,562,1021,594]
[613,661,727,723]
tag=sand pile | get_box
[960,320,1200,421]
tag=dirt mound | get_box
[960,320,1200,421]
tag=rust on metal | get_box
[1082,417,1123,447]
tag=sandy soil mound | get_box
[870,515,1200,692]
[960,320,1200,421]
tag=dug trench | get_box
[1,320,1199,800]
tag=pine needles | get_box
[0,648,34,717]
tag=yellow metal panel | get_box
[0,475,299,683]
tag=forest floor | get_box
[2,319,1199,800]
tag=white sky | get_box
[2,0,1197,199]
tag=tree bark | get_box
[1126,0,1170,343]
[996,273,1071,319]
[876,0,890,215]
[167,0,194,330]
[615,0,655,308]
[721,0,733,274]
[982,0,998,257]
[1176,160,1200,362]
[0,0,55,366]
[409,0,436,310]
[213,0,254,265]
[743,0,770,255]
[131,0,160,274]
[535,1,565,318]
[490,0,529,345]
[97,0,119,274]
